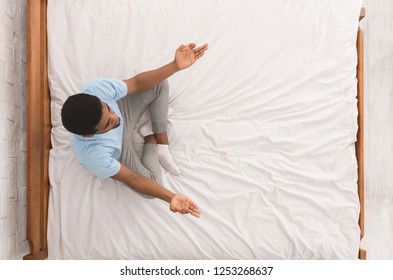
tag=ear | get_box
[82,134,94,138]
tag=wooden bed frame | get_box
[23,0,367,260]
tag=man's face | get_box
[93,101,120,134]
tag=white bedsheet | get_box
[47,0,362,259]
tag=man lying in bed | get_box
[61,43,208,219]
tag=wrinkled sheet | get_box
[47,0,362,259]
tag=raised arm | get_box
[123,43,208,95]
[111,164,201,218]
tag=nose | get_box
[111,112,118,125]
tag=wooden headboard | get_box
[23,0,366,260]
[24,0,50,260]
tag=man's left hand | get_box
[170,194,201,218]
[174,43,208,70]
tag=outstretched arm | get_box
[123,43,208,95]
[111,164,201,218]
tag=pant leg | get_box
[141,144,162,184]
[117,80,168,183]
[143,79,169,134]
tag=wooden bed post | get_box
[24,0,50,260]
[357,7,366,260]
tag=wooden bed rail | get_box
[24,0,50,260]
[357,9,366,259]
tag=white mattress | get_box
[47,0,363,259]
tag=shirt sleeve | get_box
[81,78,127,101]
[71,140,122,179]
[82,154,121,179]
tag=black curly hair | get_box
[61,93,103,135]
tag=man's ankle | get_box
[144,134,157,144]
[155,132,169,145]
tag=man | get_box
[61,43,208,218]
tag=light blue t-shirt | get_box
[70,78,127,179]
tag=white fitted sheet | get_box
[47,0,362,259]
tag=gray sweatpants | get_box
[117,80,169,185]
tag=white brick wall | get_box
[0,0,29,260]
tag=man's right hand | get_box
[112,164,201,218]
